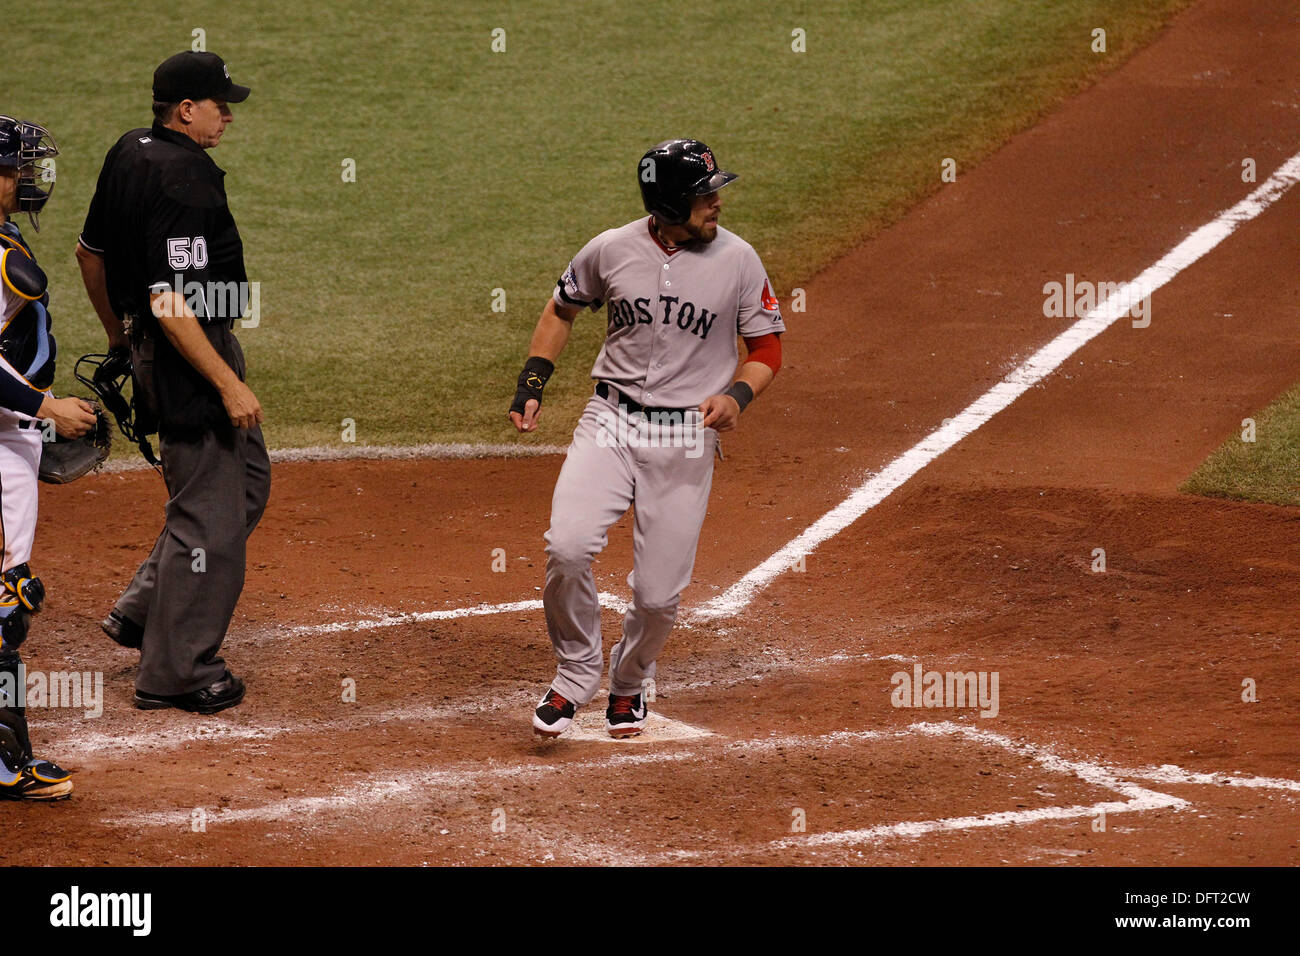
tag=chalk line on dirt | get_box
[38,646,902,757]
[97,442,568,473]
[264,151,1300,636]
[102,720,1300,836]
[690,150,1300,620]
[280,592,629,636]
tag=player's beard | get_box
[681,219,718,245]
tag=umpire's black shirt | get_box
[80,122,249,437]
[79,121,247,330]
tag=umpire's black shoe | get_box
[101,609,144,650]
[135,671,246,714]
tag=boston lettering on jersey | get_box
[606,295,717,340]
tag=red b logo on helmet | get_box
[701,150,715,172]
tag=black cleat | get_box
[0,758,73,801]
[605,693,647,738]
[532,687,576,738]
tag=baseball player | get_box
[511,139,785,738]
[0,115,98,800]
[75,51,269,714]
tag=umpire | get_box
[75,51,270,714]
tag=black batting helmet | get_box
[638,139,737,225]
[0,116,59,232]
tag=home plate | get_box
[559,710,716,744]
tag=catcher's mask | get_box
[74,350,160,472]
[0,116,59,232]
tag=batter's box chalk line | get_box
[761,721,1300,855]
[97,719,1300,837]
[281,592,630,636]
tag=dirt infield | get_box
[7,0,1300,865]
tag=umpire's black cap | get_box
[153,51,250,103]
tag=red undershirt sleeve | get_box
[742,332,782,374]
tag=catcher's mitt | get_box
[37,404,112,484]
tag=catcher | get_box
[0,115,103,801]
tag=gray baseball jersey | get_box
[554,216,785,407]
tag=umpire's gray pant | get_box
[116,419,270,697]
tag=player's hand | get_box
[509,398,541,433]
[221,379,264,429]
[699,394,741,432]
[38,395,98,439]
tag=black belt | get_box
[595,382,691,418]
[125,312,236,340]
[17,418,41,430]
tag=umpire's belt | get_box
[595,382,691,419]
[125,311,236,339]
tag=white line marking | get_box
[39,646,858,758]
[1128,764,1300,793]
[104,720,1297,836]
[97,441,568,473]
[764,721,1186,853]
[279,592,628,636]
[772,798,1167,850]
[109,747,707,828]
[262,153,1300,635]
[691,151,1300,620]
[47,696,533,760]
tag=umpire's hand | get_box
[221,379,264,429]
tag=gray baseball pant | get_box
[544,395,716,704]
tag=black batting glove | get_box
[510,356,555,416]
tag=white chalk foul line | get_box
[691,151,1300,620]
[269,152,1300,635]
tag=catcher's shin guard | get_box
[0,719,31,772]
[0,596,33,652]
[2,564,44,614]
[0,641,72,801]
[0,646,31,765]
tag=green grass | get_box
[9,0,1193,449]
[1182,384,1300,507]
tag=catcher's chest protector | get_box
[0,223,56,391]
